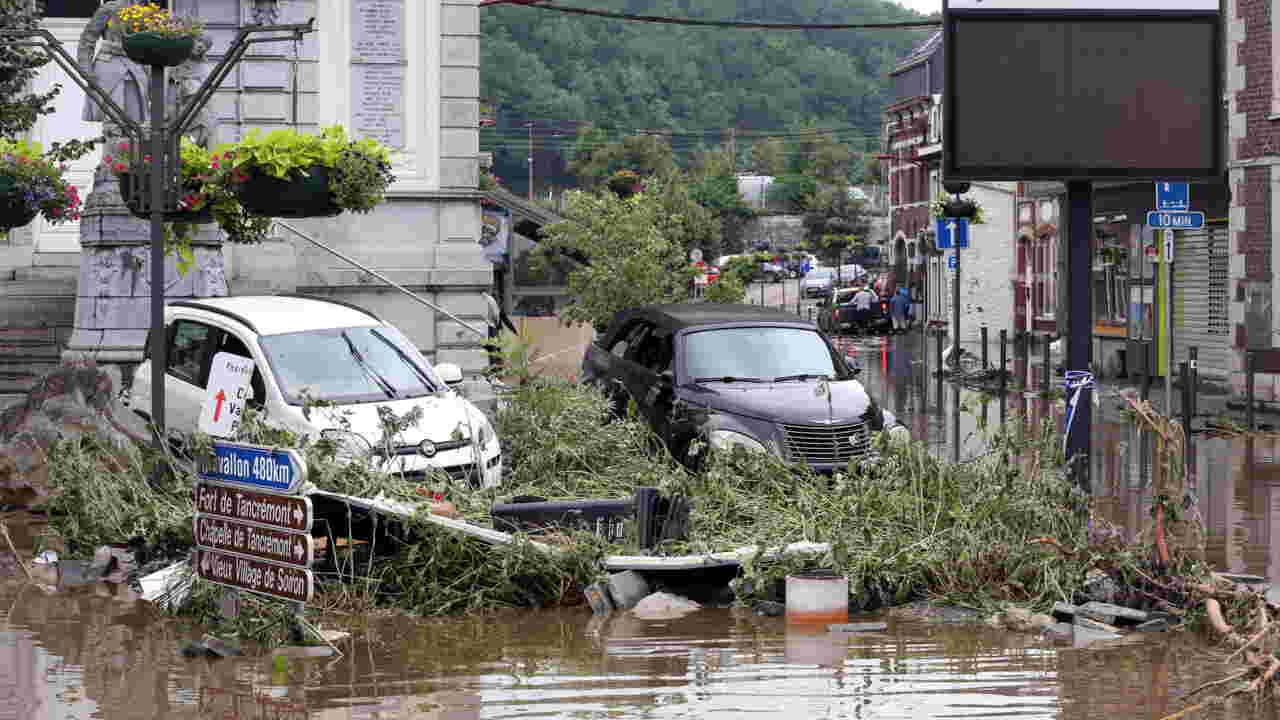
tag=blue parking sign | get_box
[1155,182,1189,212]
[935,217,969,249]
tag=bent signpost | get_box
[193,439,315,604]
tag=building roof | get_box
[169,295,383,336]
[892,31,941,76]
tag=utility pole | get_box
[525,121,534,202]
[728,127,736,173]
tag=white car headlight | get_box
[320,429,372,460]
[708,429,769,455]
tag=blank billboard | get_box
[943,7,1222,180]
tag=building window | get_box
[1092,229,1128,327]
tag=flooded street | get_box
[4,324,1279,719]
[0,588,1257,719]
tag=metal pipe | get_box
[149,64,167,442]
[1248,351,1256,432]
[272,220,487,337]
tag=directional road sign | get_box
[195,548,314,603]
[935,217,969,249]
[1146,210,1205,230]
[194,514,313,568]
[1155,182,1190,212]
[199,352,254,438]
[200,440,307,494]
[194,483,313,533]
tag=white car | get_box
[131,295,503,488]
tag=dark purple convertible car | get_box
[580,304,908,473]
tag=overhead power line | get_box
[486,2,942,31]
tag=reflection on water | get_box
[0,590,1263,720]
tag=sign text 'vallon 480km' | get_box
[200,440,307,494]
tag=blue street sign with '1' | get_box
[1146,210,1205,230]
[935,217,969,249]
[199,440,308,494]
[1155,182,1190,212]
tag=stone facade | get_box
[2,0,489,378]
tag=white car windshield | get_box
[684,327,844,382]
[259,325,445,405]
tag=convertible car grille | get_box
[782,421,871,465]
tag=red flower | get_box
[113,163,125,171]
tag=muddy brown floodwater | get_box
[0,585,1265,719]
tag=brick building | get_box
[884,32,1017,347]
[1227,0,1280,399]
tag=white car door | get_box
[164,318,218,435]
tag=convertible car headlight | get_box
[708,429,769,455]
[320,429,372,460]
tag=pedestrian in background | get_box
[889,287,912,334]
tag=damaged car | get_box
[580,304,909,473]
[131,295,503,488]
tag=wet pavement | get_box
[6,312,1280,718]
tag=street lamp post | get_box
[0,19,316,445]
[525,121,534,202]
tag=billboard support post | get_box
[1066,181,1093,493]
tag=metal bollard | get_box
[1189,346,1199,420]
[1180,360,1192,480]
[1042,335,1051,393]
[981,325,989,370]
[934,327,944,378]
[1248,351,1256,432]
[999,329,1008,423]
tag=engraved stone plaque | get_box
[351,63,405,149]
[351,0,405,63]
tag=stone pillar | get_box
[64,152,227,365]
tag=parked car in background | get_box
[580,304,907,473]
[132,295,503,488]
[817,288,860,335]
[800,268,835,298]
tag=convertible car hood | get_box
[685,379,873,425]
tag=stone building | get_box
[0,0,488,398]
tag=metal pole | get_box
[149,64,166,443]
[527,122,534,202]
[999,329,1007,424]
[1042,334,1050,393]
[951,384,961,464]
[1248,351,1256,432]
[980,324,988,370]
[934,327,944,378]
[1065,180,1093,492]
[1164,229,1174,418]
[952,243,961,369]
[1180,360,1192,482]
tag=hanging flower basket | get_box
[941,198,979,219]
[122,32,195,67]
[113,4,204,67]
[234,166,342,218]
[0,184,38,232]
[117,173,214,224]
[223,126,395,218]
[0,139,81,234]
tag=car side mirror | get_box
[435,362,463,385]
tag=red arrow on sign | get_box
[213,389,226,422]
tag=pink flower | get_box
[113,163,125,171]
[210,162,220,169]
[117,143,128,151]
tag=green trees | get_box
[480,0,924,194]
[539,173,744,331]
